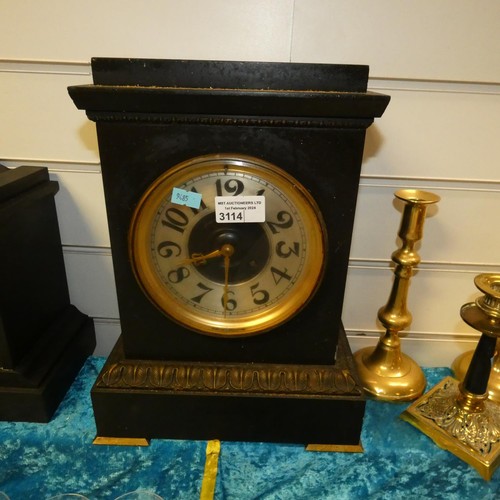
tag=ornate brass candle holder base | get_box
[402,274,500,480]
[401,376,500,481]
[354,189,439,401]
[452,339,500,403]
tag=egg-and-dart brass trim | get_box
[95,360,362,397]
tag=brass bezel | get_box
[129,154,326,337]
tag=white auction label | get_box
[215,196,266,223]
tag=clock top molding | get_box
[69,58,389,126]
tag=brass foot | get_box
[93,436,150,446]
[306,443,364,453]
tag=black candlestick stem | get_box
[463,333,496,395]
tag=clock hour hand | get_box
[183,248,223,266]
[183,244,235,266]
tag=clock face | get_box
[129,154,327,337]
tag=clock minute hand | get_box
[223,253,230,317]
[220,244,235,317]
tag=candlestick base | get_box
[353,345,426,401]
[401,376,500,481]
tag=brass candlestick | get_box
[354,189,440,401]
[402,274,500,480]
[452,338,500,403]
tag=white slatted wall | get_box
[1,0,499,366]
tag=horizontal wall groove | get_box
[1,59,499,95]
[346,329,479,341]
[93,317,121,325]
[0,163,500,193]
[3,161,500,189]
[89,322,479,340]
[59,245,499,274]
[349,259,500,273]
[0,58,90,75]
[360,175,500,191]
[369,77,500,95]
[1,158,100,173]
[63,245,112,257]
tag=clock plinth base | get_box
[91,325,366,446]
[0,305,96,423]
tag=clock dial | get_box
[129,154,326,337]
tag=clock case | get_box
[0,165,96,422]
[69,58,389,445]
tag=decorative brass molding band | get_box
[96,360,362,397]
[85,112,373,129]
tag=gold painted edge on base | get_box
[401,377,500,481]
[93,436,150,447]
[306,442,364,453]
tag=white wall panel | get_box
[93,319,121,357]
[292,0,500,83]
[351,183,500,266]
[0,72,98,163]
[51,170,110,248]
[0,0,294,63]
[362,88,500,181]
[63,249,119,319]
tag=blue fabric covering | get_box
[1,358,499,499]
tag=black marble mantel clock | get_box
[69,58,389,446]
